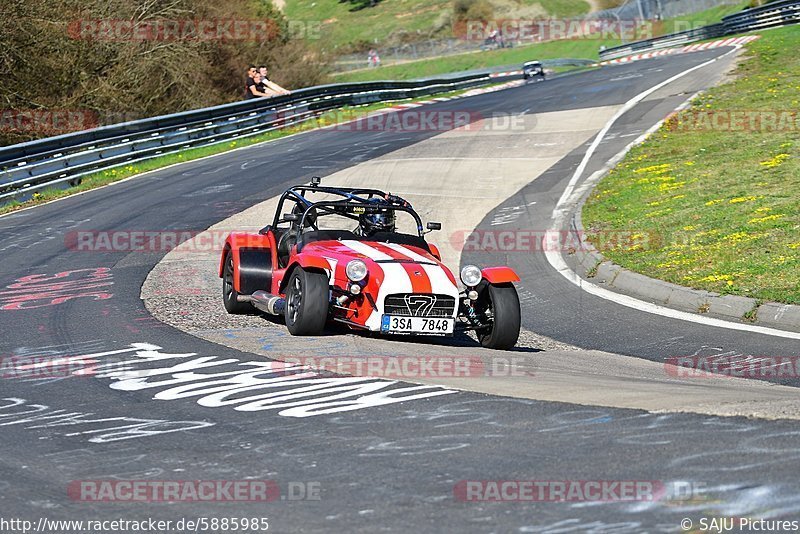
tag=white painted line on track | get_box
[545,45,800,340]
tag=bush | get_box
[0,0,329,146]
[453,0,495,22]
[466,0,495,21]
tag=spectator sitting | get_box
[245,71,273,99]
[244,65,258,99]
[249,73,278,98]
[258,65,291,95]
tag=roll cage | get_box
[271,185,426,237]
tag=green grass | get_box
[659,2,750,34]
[285,0,591,51]
[582,26,800,305]
[286,0,453,50]
[331,38,615,82]
[524,0,592,17]
[0,82,508,216]
[329,3,753,83]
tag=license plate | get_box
[381,315,454,335]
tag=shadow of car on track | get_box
[249,308,540,352]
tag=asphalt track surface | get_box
[1,48,799,532]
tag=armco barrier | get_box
[0,72,513,203]
[599,0,799,60]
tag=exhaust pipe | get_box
[246,290,286,315]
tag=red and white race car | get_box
[219,178,521,349]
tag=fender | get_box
[428,243,442,261]
[219,232,272,277]
[279,253,332,293]
[481,266,520,284]
[219,232,275,293]
[295,253,332,273]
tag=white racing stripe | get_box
[340,240,412,329]
[545,46,800,340]
[323,257,338,284]
[379,242,434,264]
[340,239,393,261]
[381,243,461,308]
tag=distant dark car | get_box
[522,61,545,81]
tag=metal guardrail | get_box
[723,0,800,32]
[0,72,512,203]
[599,0,800,60]
[599,23,727,59]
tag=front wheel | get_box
[222,249,251,314]
[285,268,329,335]
[477,283,520,350]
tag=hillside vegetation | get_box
[285,0,592,52]
[330,2,749,83]
[1,0,328,146]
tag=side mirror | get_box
[427,222,442,231]
[311,176,321,186]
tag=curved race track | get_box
[2,48,800,532]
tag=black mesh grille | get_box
[384,294,456,317]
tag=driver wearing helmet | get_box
[354,193,411,237]
[357,207,395,237]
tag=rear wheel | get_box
[222,249,251,314]
[285,268,329,335]
[477,283,520,350]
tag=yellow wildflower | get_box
[748,214,784,224]
[760,154,790,168]
[634,163,671,174]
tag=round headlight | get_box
[346,259,368,282]
[460,265,482,287]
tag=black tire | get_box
[284,267,329,336]
[478,283,521,350]
[222,249,251,314]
